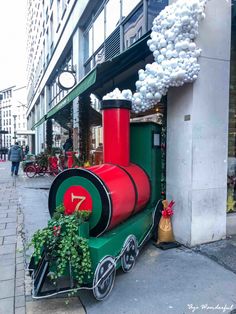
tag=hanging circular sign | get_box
[57,70,76,90]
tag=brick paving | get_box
[0,161,26,314]
[0,161,85,314]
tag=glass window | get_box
[105,0,120,38]
[94,10,105,52]
[123,5,144,49]
[147,0,168,30]
[122,0,141,19]
[84,27,93,60]
[57,0,60,25]
[84,60,92,75]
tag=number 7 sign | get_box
[63,186,93,215]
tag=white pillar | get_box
[167,0,231,246]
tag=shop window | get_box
[123,5,144,50]
[105,0,120,38]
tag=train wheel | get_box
[121,235,138,273]
[25,165,36,178]
[151,200,163,241]
[93,256,116,301]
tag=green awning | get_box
[47,69,97,119]
[32,114,47,130]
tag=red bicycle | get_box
[25,156,62,178]
[25,163,47,178]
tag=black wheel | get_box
[93,256,116,301]
[38,166,47,176]
[121,235,138,273]
[152,200,163,242]
[25,165,36,178]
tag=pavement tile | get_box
[16,256,24,264]
[0,213,7,218]
[0,264,15,280]
[15,285,25,296]
[0,204,11,209]
[0,228,16,237]
[16,263,25,272]
[16,270,25,279]
[16,252,24,258]
[0,223,6,229]
[0,280,14,298]
[7,212,17,219]
[0,237,3,245]
[4,235,17,244]
[7,222,17,229]
[16,278,25,287]
[0,254,15,266]
[15,306,26,314]
[0,217,17,223]
[0,202,10,207]
[15,295,25,308]
[0,243,15,255]
[0,297,14,314]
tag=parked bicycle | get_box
[25,155,65,178]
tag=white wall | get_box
[167,0,231,246]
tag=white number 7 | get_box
[71,193,86,211]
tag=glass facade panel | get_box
[227,1,236,213]
[105,0,120,38]
[147,0,168,29]
[94,10,105,52]
[123,5,144,50]
[122,0,141,18]
[84,27,93,60]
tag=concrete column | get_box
[167,0,231,246]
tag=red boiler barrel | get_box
[89,163,150,233]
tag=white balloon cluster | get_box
[102,88,133,102]
[103,0,207,113]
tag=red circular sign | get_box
[63,185,93,215]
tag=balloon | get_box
[102,0,207,113]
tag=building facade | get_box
[0,85,29,151]
[26,0,235,246]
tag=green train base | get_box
[29,201,162,300]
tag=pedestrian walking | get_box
[8,142,23,176]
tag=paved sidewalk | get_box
[0,161,25,314]
[1,161,236,314]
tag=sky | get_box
[0,0,27,90]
